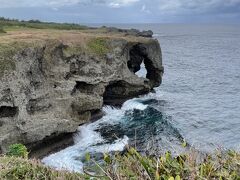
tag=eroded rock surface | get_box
[0,29,163,153]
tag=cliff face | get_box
[0,29,163,153]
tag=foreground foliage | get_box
[0,156,85,180]
[94,148,240,180]
[6,144,28,159]
[0,144,240,180]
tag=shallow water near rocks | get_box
[43,24,240,172]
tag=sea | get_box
[42,24,240,172]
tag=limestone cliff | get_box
[0,28,163,154]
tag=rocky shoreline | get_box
[0,26,163,157]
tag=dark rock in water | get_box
[95,123,125,142]
[139,30,154,38]
[0,28,163,155]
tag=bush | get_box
[84,148,240,179]
[0,17,87,31]
[0,156,85,180]
[6,144,28,159]
[87,37,109,56]
[0,147,240,179]
[0,27,6,33]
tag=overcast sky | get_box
[0,0,240,23]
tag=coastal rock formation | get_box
[102,27,154,37]
[0,28,163,154]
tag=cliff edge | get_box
[0,27,163,154]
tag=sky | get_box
[0,0,240,23]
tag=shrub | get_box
[87,37,109,56]
[0,17,87,30]
[0,27,6,33]
[0,147,240,179]
[84,148,240,180]
[6,144,28,159]
[0,156,85,180]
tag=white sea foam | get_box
[42,135,128,172]
[42,98,148,172]
[122,98,148,111]
[73,124,104,145]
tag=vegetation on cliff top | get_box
[0,27,6,33]
[87,37,110,56]
[0,17,87,31]
[0,59,15,78]
[0,41,34,78]
[0,144,239,180]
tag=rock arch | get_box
[127,43,162,86]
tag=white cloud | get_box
[0,0,239,22]
[0,0,140,8]
[0,0,81,8]
[108,0,139,8]
[141,4,151,14]
[156,0,240,14]
[0,0,239,20]
[0,0,239,10]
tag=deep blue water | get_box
[43,24,240,172]
[152,24,240,151]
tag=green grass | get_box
[6,144,28,159]
[0,27,6,33]
[83,148,240,180]
[63,45,84,57]
[1,144,240,180]
[0,17,88,31]
[0,42,32,78]
[87,37,110,56]
[0,156,86,180]
[0,42,17,78]
[0,41,30,58]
